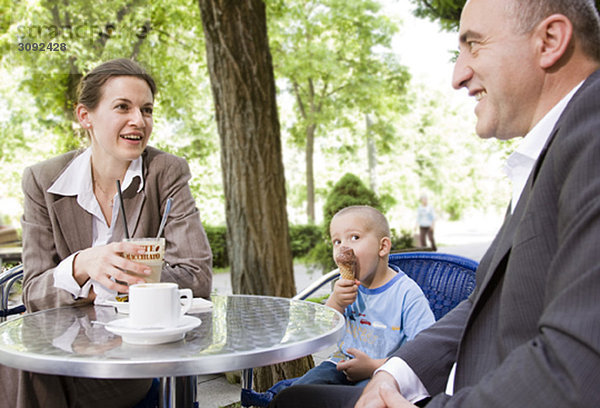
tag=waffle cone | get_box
[336,246,357,280]
[339,265,355,280]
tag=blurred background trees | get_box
[410,0,600,30]
[267,0,410,223]
[1,0,516,257]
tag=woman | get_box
[3,58,213,407]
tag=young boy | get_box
[293,205,435,387]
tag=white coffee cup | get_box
[129,283,192,329]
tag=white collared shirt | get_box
[47,148,144,304]
[504,81,583,212]
[375,81,584,403]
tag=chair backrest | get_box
[389,252,478,320]
[0,264,25,321]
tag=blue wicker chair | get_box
[240,251,478,407]
[387,252,478,320]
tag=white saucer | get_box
[106,298,129,314]
[189,297,213,313]
[105,297,212,315]
[105,315,202,345]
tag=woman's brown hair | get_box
[77,58,156,110]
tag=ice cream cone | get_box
[336,246,357,280]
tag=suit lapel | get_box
[472,122,561,304]
[52,197,93,253]
[53,178,146,249]
[470,164,534,306]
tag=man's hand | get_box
[378,383,416,408]
[355,371,416,408]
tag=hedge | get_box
[203,224,322,269]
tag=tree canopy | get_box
[2,0,512,237]
[409,0,600,31]
[267,0,411,223]
[0,0,222,222]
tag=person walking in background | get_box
[416,194,436,251]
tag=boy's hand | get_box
[325,278,359,313]
[337,348,385,382]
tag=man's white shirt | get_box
[504,82,583,213]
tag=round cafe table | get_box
[0,294,344,407]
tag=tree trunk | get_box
[366,114,378,193]
[65,57,81,123]
[305,123,316,224]
[198,0,313,391]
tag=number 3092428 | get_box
[18,43,67,52]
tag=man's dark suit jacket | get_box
[395,69,600,407]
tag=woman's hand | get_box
[337,348,385,382]
[325,278,360,313]
[73,241,151,293]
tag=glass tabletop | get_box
[0,295,344,378]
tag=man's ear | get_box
[379,237,392,257]
[535,14,573,69]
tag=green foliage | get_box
[2,0,212,145]
[289,224,322,258]
[322,173,382,230]
[306,294,330,304]
[267,0,411,219]
[204,225,228,269]
[390,228,414,251]
[309,173,383,270]
[409,0,464,31]
[306,237,335,271]
[409,0,600,32]
[386,84,514,222]
[0,0,220,226]
[204,223,323,269]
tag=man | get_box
[270,0,600,407]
